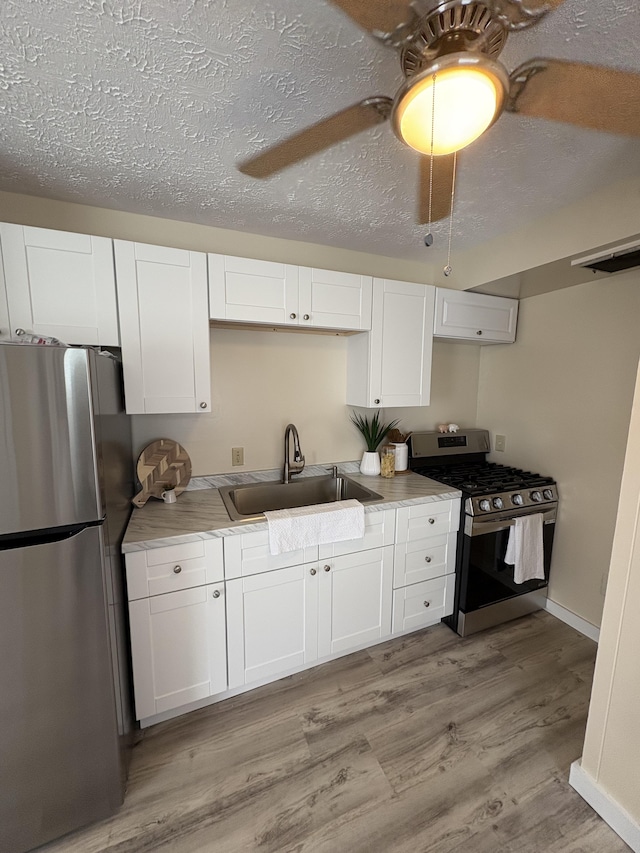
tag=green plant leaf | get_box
[350,410,401,452]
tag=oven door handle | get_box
[467,508,557,537]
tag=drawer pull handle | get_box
[212,589,221,599]
[324,565,331,572]
[423,600,431,608]
[310,568,317,576]
[428,518,435,525]
[425,556,432,563]
[173,565,182,574]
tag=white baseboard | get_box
[542,598,600,642]
[570,760,640,852]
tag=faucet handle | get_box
[328,465,338,478]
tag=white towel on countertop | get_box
[504,513,545,584]
[265,499,365,556]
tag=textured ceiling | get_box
[1,0,640,262]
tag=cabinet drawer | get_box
[126,539,223,600]
[393,530,457,589]
[224,531,318,579]
[392,575,455,634]
[395,499,460,544]
[318,509,395,559]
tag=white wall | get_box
[571,357,640,850]
[476,272,640,627]
[131,332,480,474]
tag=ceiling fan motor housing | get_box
[402,1,508,79]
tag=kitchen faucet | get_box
[283,423,305,484]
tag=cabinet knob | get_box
[476,330,483,336]
[290,313,297,320]
[428,518,435,525]
[212,589,221,599]
[424,556,432,563]
[303,314,310,321]
[423,600,431,608]
[324,565,331,572]
[199,402,207,409]
[15,328,26,337]
[310,568,317,575]
[173,565,182,574]
[374,398,380,405]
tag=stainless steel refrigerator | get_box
[0,343,134,853]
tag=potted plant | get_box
[350,410,400,476]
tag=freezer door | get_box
[0,525,123,853]
[0,344,102,535]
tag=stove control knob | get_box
[511,494,524,506]
[543,489,554,500]
[479,499,491,512]
[492,497,504,510]
[531,491,543,502]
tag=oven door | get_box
[458,506,556,613]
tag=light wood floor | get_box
[43,612,630,853]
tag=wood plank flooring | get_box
[42,612,630,853]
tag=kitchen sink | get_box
[219,474,383,521]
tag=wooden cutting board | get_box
[132,439,192,507]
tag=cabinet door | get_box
[0,224,118,345]
[346,278,434,407]
[114,241,210,414]
[298,267,372,331]
[317,545,393,657]
[208,254,299,325]
[226,564,318,689]
[434,288,518,343]
[128,583,227,721]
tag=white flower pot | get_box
[360,451,381,476]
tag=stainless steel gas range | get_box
[409,429,558,637]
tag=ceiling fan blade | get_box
[508,59,640,138]
[238,97,393,178]
[327,0,419,46]
[418,154,455,224]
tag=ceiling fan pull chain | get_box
[424,72,437,248]
[443,151,457,277]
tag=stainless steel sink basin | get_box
[219,474,383,521]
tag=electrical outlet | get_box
[232,447,244,467]
[495,434,506,452]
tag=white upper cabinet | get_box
[0,224,119,345]
[347,278,435,408]
[114,240,211,415]
[208,254,299,325]
[434,288,518,344]
[297,266,372,331]
[0,242,10,342]
[208,254,372,332]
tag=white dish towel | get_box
[504,513,545,584]
[265,499,365,556]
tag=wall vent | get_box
[571,240,640,274]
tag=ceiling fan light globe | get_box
[393,54,509,156]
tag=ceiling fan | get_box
[238,0,640,225]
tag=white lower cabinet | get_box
[226,563,319,689]
[392,498,460,633]
[128,582,227,721]
[318,546,393,657]
[392,576,455,634]
[126,501,461,725]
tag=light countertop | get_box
[122,468,461,553]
